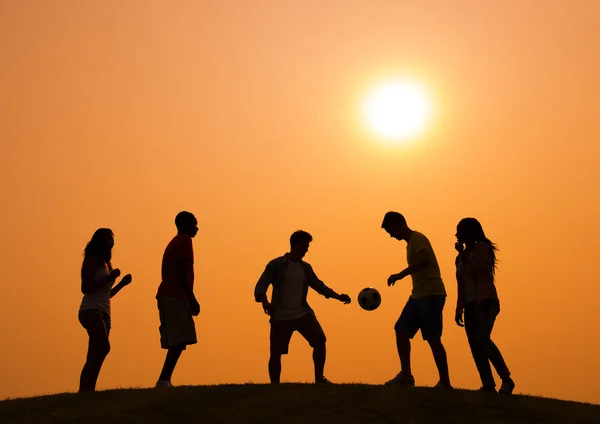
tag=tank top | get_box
[79,266,113,316]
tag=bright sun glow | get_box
[364,80,432,141]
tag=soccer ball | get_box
[358,287,381,311]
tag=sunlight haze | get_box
[364,79,432,141]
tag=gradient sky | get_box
[1,1,599,404]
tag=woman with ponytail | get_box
[78,228,132,392]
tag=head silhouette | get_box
[456,217,498,270]
[381,211,410,241]
[84,228,114,270]
[289,230,312,261]
[456,218,488,244]
[175,211,198,238]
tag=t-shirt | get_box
[406,231,446,299]
[271,261,309,322]
[156,234,194,299]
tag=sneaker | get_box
[478,386,497,393]
[434,381,453,390]
[155,380,173,388]
[385,371,415,387]
[499,378,515,394]
[315,376,333,384]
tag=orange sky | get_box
[1,1,599,404]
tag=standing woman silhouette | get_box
[78,228,132,392]
[454,218,515,394]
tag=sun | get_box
[363,79,432,141]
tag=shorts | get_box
[79,308,111,332]
[157,297,197,350]
[270,313,327,355]
[394,295,446,341]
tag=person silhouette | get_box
[381,212,452,389]
[454,217,515,394]
[78,228,132,392]
[155,211,200,388]
[254,230,351,384]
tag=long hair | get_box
[458,218,498,273]
[83,228,114,271]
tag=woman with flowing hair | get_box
[78,228,132,392]
[454,218,515,394]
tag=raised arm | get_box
[81,258,119,294]
[110,274,132,298]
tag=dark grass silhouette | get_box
[1,384,599,424]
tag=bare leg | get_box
[158,346,184,382]
[313,342,326,381]
[396,331,412,376]
[428,339,451,387]
[79,320,110,392]
[268,354,282,384]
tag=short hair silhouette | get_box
[381,211,407,229]
[175,211,196,232]
[290,230,313,245]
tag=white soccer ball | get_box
[358,287,381,311]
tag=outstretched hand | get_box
[338,294,351,304]
[387,271,406,287]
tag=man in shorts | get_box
[254,230,351,384]
[155,211,200,388]
[381,211,452,389]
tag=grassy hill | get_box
[1,384,599,424]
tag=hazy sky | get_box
[1,1,599,404]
